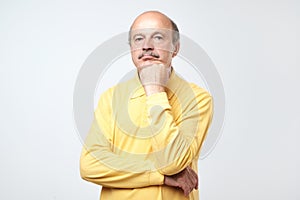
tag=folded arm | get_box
[80,82,213,189]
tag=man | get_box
[80,11,213,200]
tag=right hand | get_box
[139,64,170,96]
[164,167,198,197]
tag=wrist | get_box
[144,85,165,96]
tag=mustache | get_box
[138,52,160,59]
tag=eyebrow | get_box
[152,31,165,36]
[132,33,145,39]
[132,31,165,38]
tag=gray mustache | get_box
[138,52,160,59]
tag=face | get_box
[129,12,179,70]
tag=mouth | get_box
[138,52,160,60]
[141,55,156,61]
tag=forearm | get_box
[80,119,164,188]
[146,89,213,175]
[80,148,164,188]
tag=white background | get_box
[0,0,299,199]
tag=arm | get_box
[80,121,164,188]
[80,68,213,189]
[80,119,198,193]
[139,64,213,175]
[146,85,213,175]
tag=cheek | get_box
[130,51,140,67]
[158,50,173,61]
[157,43,173,54]
[130,49,139,58]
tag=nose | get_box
[142,38,154,51]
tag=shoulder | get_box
[187,83,213,113]
[174,73,212,102]
[189,83,212,102]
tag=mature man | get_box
[80,11,213,200]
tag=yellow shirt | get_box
[80,69,213,200]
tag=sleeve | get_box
[80,89,164,188]
[146,84,213,175]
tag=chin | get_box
[140,61,161,67]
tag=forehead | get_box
[131,13,173,31]
[131,28,172,37]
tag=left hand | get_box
[164,166,198,197]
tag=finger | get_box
[164,176,179,187]
[139,64,169,86]
[187,167,198,189]
[183,186,193,197]
[188,166,198,180]
[183,173,194,192]
[185,167,196,186]
[182,185,190,197]
[177,175,192,196]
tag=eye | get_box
[153,34,163,41]
[134,35,144,43]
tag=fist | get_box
[139,64,170,87]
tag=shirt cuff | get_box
[149,171,164,186]
[146,92,171,110]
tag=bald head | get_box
[129,11,179,44]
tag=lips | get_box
[141,55,156,60]
[138,54,154,60]
[138,52,160,60]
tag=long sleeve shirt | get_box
[80,69,213,200]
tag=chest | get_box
[111,96,182,154]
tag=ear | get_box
[171,42,180,57]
